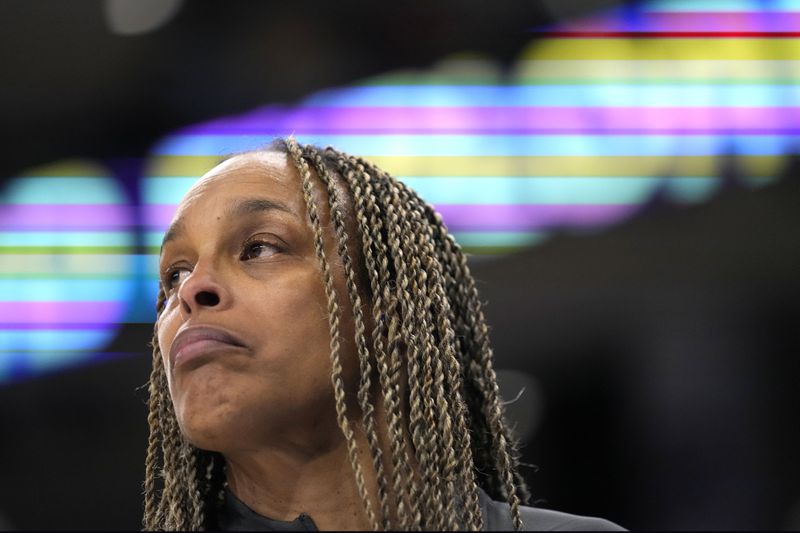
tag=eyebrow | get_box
[161,221,185,251]
[160,197,296,252]
[227,197,295,219]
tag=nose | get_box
[177,263,230,315]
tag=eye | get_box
[240,239,281,261]
[163,266,191,291]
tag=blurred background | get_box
[1,0,799,529]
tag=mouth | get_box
[168,325,248,370]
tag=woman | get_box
[144,138,623,531]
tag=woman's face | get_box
[156,151,358,453]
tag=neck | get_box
[223,426,381,531]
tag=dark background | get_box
[1,1,799,529]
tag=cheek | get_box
[248,269,333,364]
[156,305,181,374]
[238,266,358,401]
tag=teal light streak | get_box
[451,231,546,248]
[153,134,795,157]
[0,231,135,247]
[643,0,800,11]
[143,177,199,204]
[301,84,800,108]
[143,176,725,206]
[0,279,135,302]
[2,177,125,205]
[27,350,96,373]
[0,329,115,351]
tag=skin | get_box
[156,151,384,530]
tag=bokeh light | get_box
[0,161,136,381]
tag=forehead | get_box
[160,151,306,251]
[171,151,303,219]
[186,151,296,201]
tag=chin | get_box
[170,373,245,451]
[174,400,242,452]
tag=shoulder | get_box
[479,491,626,531]
[515,505,625,531]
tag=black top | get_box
[216,488,625,531]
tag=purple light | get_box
[0,301,129,324]
[180,106,800,135]
[0,204,135,230]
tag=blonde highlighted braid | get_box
[142,138,530,530]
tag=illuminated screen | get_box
[2,0,799,381]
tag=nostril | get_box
[195,291,220,307]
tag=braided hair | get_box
[143,138,530,530]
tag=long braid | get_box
[342,152,485,530]
[347,155,431,530]
[435,218,530,528]
[305,145,391,530]
[160,384,188,528]
[400,187,484,530]
[182,443,205,529]
[356,159,523,529]
[400,188,460,530]
[145,374,165,526]
[381,169,445,529]
[143,317,164,529]
[437,234,499,495]
[337,153,420,530]
[284,138,380,531]
[327,150,458,529]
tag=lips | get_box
[168,325,248,369]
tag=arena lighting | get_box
[4,0,800,381]
[137,0,800,320]
[0,161,136,381]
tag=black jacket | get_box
[216,488,625,531]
